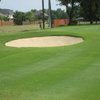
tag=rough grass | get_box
[0,24,39,35]
[0,25,100,100]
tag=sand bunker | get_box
[5,36,84,48]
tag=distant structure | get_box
[35,11,48,20]
[0,8,14,20]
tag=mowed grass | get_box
[0,25,100,100]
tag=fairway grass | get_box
[0,25,100,100]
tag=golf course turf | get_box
[0,25,100,100]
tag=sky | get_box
[0,0,65,12]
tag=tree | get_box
[25,11,35,23]
[80,0,100,24]
[0,16,9,21]
[57,0,70,13]
[52,8,68,19]
[13,11,26,25]
[57,0,80,25]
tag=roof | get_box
[0,8,13,16]
[35,11,48,18]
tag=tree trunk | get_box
[69,0,74,25]
[90,20,93,24]
[95,20,97,24]
[65,1,70,16]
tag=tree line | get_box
[10,0,100,25]
[57,0,100,24]
[13,9,67,25]
[0,0,100,25]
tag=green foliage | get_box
[57,0,100,24]
[25,11,36,23]
[71,20,78,25]
[80,0,100,24]
[13,11,26,25]
[52,8,68,19]
[57,0,80,25]
[0,16,3,20]
[0,16,9,21]
[3,16,9,21]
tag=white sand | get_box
[5,36,84,48]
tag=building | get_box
[0,8,13,19]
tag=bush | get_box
[0,16,9,21]
[13,11,26,25]
[70,20,78,25]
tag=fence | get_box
[0,20,14,26]
[0,19,70,27]
[53,19,69,27]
